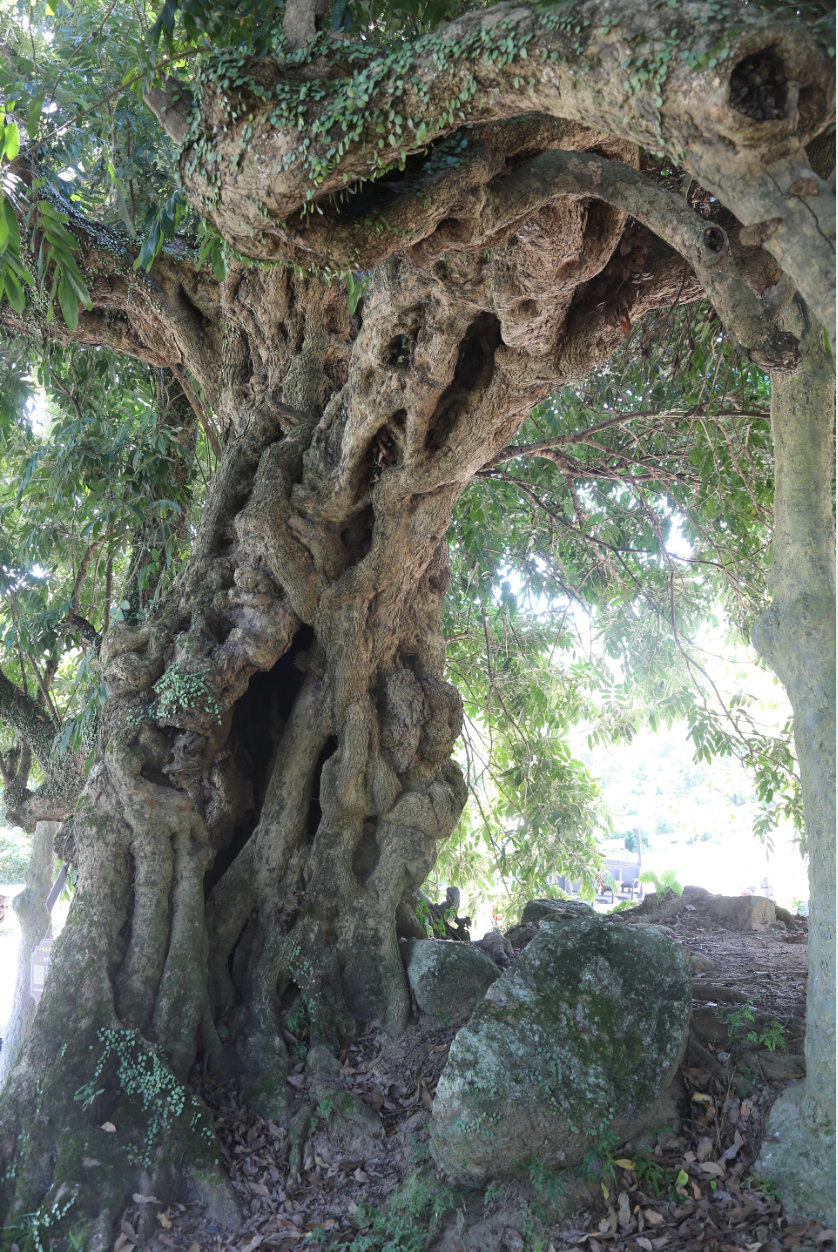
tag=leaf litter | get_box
[114,911,834,1252]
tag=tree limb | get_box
[489,409,770,467]
[151,0,834,327]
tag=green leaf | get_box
[27,94,44,141]
[3,198,20,250]
[3,266,25,313]
[57,272,79,330]
[3,123,19,161]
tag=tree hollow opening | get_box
[729,48,787,121]
[204,625,315,894]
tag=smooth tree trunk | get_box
[0,821,58,1087]
[752,297,836,1225]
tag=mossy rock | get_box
[401,939,500,1021]
[430,915,690,1185]
[520,898,593,925]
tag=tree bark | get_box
[752,297,836,1225]
[0,821,58,1088]
[0,2,833,1234]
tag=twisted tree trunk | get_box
[752,297,836,1225]
[0,0,832,1238]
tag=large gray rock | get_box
[430,915,690,1185]
[401,939,500,1021]
[520,897,593,926]
[682,884,715,901]
[755,1084,835,1226]
[707,894,775,930]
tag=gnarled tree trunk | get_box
[0,1,833,1239]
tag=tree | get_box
[0,0,832,1237]
[751,297,835,1222]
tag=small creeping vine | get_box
[75,1028,216,1170]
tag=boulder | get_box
[682,885,715,902]
[401,939,500,1021]
[504,922,540,952]
[687,949,716,975]
[430,915,690,1185]
[476,930,515,967]
[754,1052,806,1081]
[520,898,593,926]
[706,895,775,931]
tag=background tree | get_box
[0,0,831,1238]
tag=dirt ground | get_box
[111,900,833,1252]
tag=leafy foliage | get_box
[436,304,801,916]
[0,339,207,784]
[639,869,683,897]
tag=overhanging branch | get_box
[151,0,834,327]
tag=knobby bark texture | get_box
[752,298,836,1224]
[0,0,834,1239]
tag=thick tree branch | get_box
[0,667,58,775]
[0,182,224,406]
[475,151,802,371]
[151,0,834,327]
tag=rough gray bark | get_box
[147,1,835,329]
[0,1,834,1239]
[752,297,836,1225]
[0,821,58,1088]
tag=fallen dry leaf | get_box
[644,1211,665,1226]
[188,1243,201,1252]
[99,1121,116,1133]
[250,1181,270,1197]
[132,1193,159,1204]
[637,1240,653,1252]
[353,1168,369,1183]
[699,1161,726,1177]
[696,1137,714,1162]
[157,1213,172,1230]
